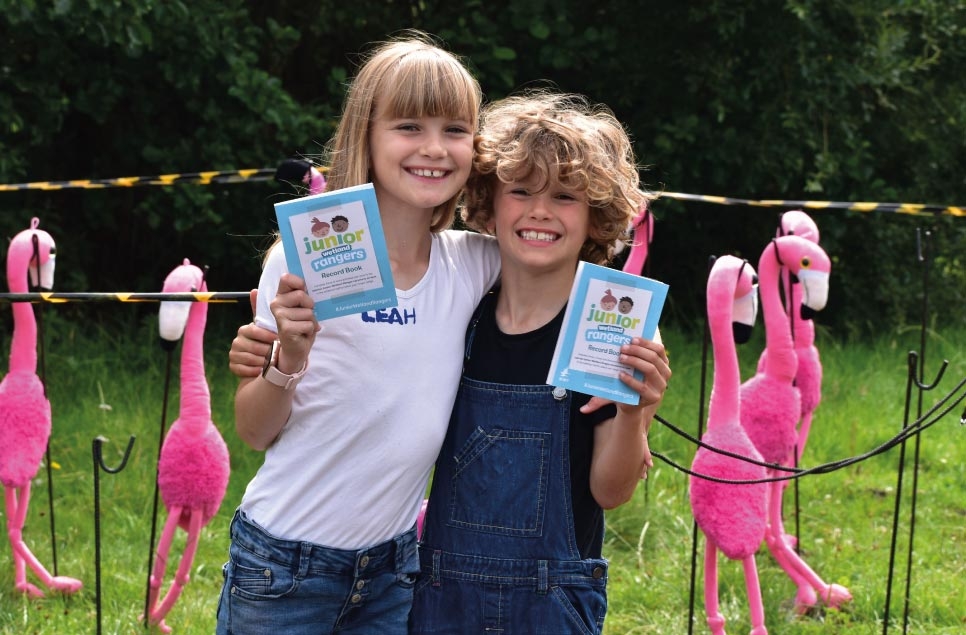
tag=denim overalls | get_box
[410,315,608,634]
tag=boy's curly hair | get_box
[462,91,652,265]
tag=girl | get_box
[409,91,671,634]
[216,33,501,635]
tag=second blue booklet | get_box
[547,261,668,405]
[274,183,397,321]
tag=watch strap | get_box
[262,340,308,390]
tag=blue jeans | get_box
[216,511,419,635]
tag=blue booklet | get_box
[274,183,397,321]
[547,262,668,405]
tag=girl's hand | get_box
[270,273,321,373]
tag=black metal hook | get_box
[92,435,136,635]
[906,350,947,391]
[93,435,136,473]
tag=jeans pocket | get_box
[227,544,298,600]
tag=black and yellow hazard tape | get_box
[659,192,965,217]
[0,292,250,304]
[0,169,276,191]
[1,167,963,217]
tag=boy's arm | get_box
[588,338,670,509]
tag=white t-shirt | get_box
[238,230,500,549]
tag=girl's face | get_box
[368,104,474,218]
[490,176,590,276]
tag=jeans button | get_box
[356,580,365,590]
[360,555,370,568]
[351,593,362,603]
[592,566,604,579]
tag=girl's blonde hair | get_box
[324,31,481,233]
[462,91,652,265]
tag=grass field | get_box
[0,306,964,634]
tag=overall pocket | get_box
[446,425,551,536]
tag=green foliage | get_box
[1,1,965,334]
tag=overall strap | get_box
[464,285,498,366]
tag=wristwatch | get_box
[261,339,308,390]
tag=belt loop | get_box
[297,543,311,579]
[537,560,548,595]
[432,550,442,587]
[392,531,402,572]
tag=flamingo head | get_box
[8,217,56,290]
[777,209,819,244]
[159,258,206,345]
[710,255,759,344]
[772,235,830,319]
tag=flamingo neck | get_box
[760,245,797,380]
[9,302,38,373]
[622,240,648,276]
[179,299,211,425]
[7,261,38,373]
[789,283,815,348]
[621,216,651,276]
[707,287,740,426]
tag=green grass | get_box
[1,310,965,634]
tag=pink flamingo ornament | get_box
[739,235,851,613]
[689,255,769,635]
[621,204,654,277]
[757,211,822,546]
[275,158,326,195]
[1,217,82,597]
[145,259,230,633]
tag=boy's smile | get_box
[492,176,590,274]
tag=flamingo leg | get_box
[5,484,82,596]
[778,411,815,550]
[764,478,851,613]
[742,555,768,635]
[149,508,205,633]
[145,506,184,634]
[703,539,726,635]
[796,411,815,465]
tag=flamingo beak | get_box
[798,269,829,318]
[159,301,190,342]
[31,253,56,290]
[732,286,759,344]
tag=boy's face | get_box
[490,176,590,275]
[368,103,474,216]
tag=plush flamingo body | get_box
[1,217,82,597]
[0,374,49,485]
[147,259,230,632]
